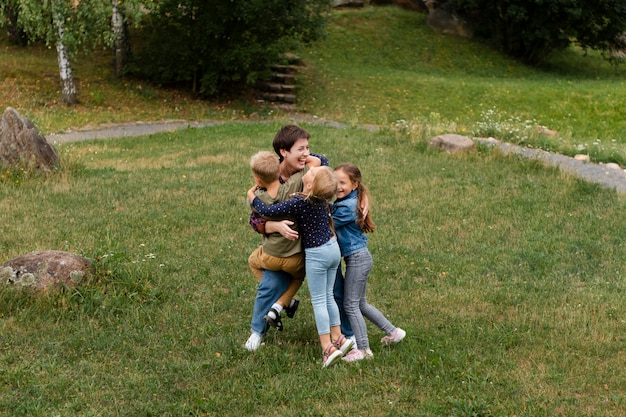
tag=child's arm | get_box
[305,155,321,167]
[247,185,259,203]
[251,194,300,217]
[331,200,357,228]
[310,152,329,167]
[247,185,300,240]
[265,219,299,240]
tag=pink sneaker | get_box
[381,328,406,345]
[342,349,373,362]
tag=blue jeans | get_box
[305,238,342,336]
[250,269,290,336]
[334,265,354,338]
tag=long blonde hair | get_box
[335,163,376,233]
[300,166,337,231]
[301,166,337,203]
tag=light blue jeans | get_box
[305,238,342,336]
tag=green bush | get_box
[128,0,330,97]
[450,0,626,64]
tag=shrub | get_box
[128,0,330,97]
[449,0,626,64]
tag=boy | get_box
[247,151,319,331]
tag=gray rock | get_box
[429,133,475,153]
[1,250,93,291]
[0,107,59,172]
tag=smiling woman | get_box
[273,124,312,180]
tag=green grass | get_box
[1,5,626,416]
[297,7,626,165]
[1,122,626,416]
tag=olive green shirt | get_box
[252,167,307,258]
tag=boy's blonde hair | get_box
[250,151,279,185]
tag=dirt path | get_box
[46,120,222,143]
[46,119,626,194]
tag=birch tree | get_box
[111,0,125,77]
[52,1,77,104]
[2,0,125,104]
[109,0,148,78]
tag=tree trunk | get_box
[112,0,126,77]
[4,1,27,46]
[53,10,78,105]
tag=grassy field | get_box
[1,5,626,417]
[1,121,625,416]
[296,7,626,165]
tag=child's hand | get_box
[360,194,369,219]
[266,220,299,240]
[305,155,322,167]
[247,185,258,203]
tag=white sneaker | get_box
[245,332,263,351]
[348,335,357,350]
[381,328,406,345]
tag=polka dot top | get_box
[251,195,334,249]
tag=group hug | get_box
[244,125,405,368]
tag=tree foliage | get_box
[3,0,111,52]
[0,0,152,103]
[129,0,331,97]
[449,0,626,64]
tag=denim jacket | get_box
[331,190,368,257]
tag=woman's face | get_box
[334,168,356,199]
[302,166,319,192]
[280,138,310,176]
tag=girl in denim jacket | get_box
[332,163,406,362]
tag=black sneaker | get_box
[264,308,283,331]
[285,299,300,319]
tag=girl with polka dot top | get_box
[247,166,354,367]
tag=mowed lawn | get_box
[1,120,625,416]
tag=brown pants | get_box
[248,247,305,308]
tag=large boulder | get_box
[0,250,93,291]
[0,107,59,173]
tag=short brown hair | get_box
[250,151,279,185]
[273,125,310,162]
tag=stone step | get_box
[256,82,296,93]
[271,73,296,84]
[271,64,300,74]
[270,103,297,111]
[259,92,296,103]
[283,52,303,66]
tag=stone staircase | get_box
[256,54,303,111]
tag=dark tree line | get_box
[446,0,626,64]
